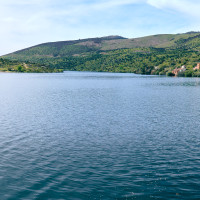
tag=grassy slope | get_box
[4,32,200,58]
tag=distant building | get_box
[154,66,158,70]
[172,68,180,76]
[193,63,200,70]
[172,65,186,76]
[180,65,186,72]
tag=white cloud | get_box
[147,0,200,18]
[146,0,200,35]
[91,0,143,9]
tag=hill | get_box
[2,32,200,76]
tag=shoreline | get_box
[1,70,200,77]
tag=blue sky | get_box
[1,0,200,55]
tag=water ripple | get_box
[0,72,200,199]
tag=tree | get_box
[17,65,24,72]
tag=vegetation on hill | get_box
[0,58,62,73]
[2,32,200,76]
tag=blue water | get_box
[0,72,199,200]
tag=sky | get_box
[0,0,200,55]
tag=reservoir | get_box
[0,71,199,199]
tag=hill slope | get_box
[4,32,200,58]
[2,32,200,76]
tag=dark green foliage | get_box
[17,65,24,72]
[184,70,193,77]
[166,71,175,76]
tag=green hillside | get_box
[2,32,200,76]
[0,58,62,73]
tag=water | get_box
[0,71,199,200]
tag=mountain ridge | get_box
[4,35,126,56]
[4,32,200,58]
